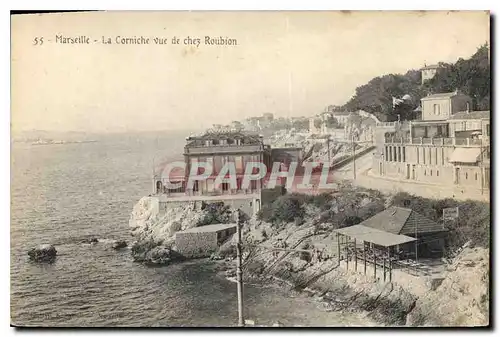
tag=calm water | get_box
[10,132,368,327]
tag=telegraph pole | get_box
[327,137,331,165]
[235,209,245,327]
[351,133,356,180]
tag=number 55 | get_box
[33,37,44,45]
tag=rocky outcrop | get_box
[129,197,205,245]
[130,240,183,265]
[239,218,489,327]
[406,247,489,327]
[129,196,235,264]
[28,244,57,262]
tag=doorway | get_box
[454,167,460,185]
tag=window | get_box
[385,146,388,161]
[437,170,439,176]
[465,172,468,180]
[389,147,393,161]
[430,170,433,176]
[424,170,427,176]
[423,148,426,164]
[417,148,420,164]
[398,147,402,162]
[442,148,445,165]
[475,173,478,181]
[486,124,490,136]
[402,147,406,162]
[394,147,397,162]
[433,104,440,115]
[435,148,438,165]
[222,182,229,191]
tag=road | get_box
[330,152,489,202]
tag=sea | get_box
[10,131,370,327]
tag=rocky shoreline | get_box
[126,195,489,327]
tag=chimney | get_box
[466,102,470,113]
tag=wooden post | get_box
[388,246,392,282]
[383,254,386,282]
[352,134,357,180]
[363,242,367,275]
[354,238,357,271]
[373,249,377,280]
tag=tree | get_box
[292,118,309,130]
[313,118,322,129]
[340,44,490,120]
[424,44,490,110]
[325,116,340,128]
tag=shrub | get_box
[197,202,232,226]
[258,194,306,225]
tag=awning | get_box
[448,148,481,163]
[334,225,416,247]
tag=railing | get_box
[185,144,264,154]
[158,188,260,197]
[385,137,485,147]
[376,121,398,127]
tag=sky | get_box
[11,11,489,133]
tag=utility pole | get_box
[351,133,356,180]
[327,137,331,165]
[235,209,245,327]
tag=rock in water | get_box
[131,240,184,265]
[28,244,57,262]
[112,240,127,250]
[81,238,99,244]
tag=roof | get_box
[331,111,351,116]
[357,206,445,235]
[420,92,463,100]
[334,225,416,247]
[178,223,237,234]
[185,131,263,147]
[448,147,481,163]
[421,64,441,70]
[449,111,490,120]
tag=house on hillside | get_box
[357,206,447,258]
[421,64,442,84]
[372,91,490,196]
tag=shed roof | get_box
[420,92,463,100]
[449,111,490,120]
[357,206,445,235]
[448,148,481,163]
[334,225,416,247]
[179,223,237,234]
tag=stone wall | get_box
[175,227,236,258]
[175,231,218,258]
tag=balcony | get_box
[384,137,486,147]
[184,144,264,155]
